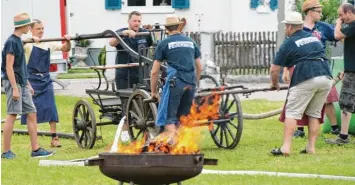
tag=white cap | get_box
[281,12,304,25]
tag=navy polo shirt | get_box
[1,34,28,86]
[340,21,355,72]
[303,21,337,48]
[115,28,153,78]
[154,33,201,85]
[273,30,332,87]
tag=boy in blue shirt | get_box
[1,13,54,159]
[150,15,202,140]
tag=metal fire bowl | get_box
[86,152,217,185]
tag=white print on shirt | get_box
[294,37,320,47]
[168,41,194,49]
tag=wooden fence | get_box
[213,31,277,75]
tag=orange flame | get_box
[117,92,221,154]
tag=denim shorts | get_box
[166,78,195,125]
[339,72,355,113]
[3,80,37,115]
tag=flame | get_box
[116,92,221,154]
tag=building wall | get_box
[67,0,279,48]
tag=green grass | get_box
[68,68,96,74]
[56,68,98,79]
[1,95,354,185]
[56,73,98,79]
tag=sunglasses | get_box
[311,9,322,14]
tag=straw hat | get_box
[13,13,34,28]
[164,14,183,26]
[302,0,323,12]
[281,12,304,25]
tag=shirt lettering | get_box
[295,37,320,47]
[168,41,194,49]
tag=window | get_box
[122,0,175,13]
[153,0,171,6]
[250,0,278,14]
[128,0,146,6]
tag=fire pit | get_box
[86,152,217,185]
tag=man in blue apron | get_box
[21,19,71,147]
[270,12,332,156]
[2,13,54,159]
[109,11,153,142]
[150,15,202,140]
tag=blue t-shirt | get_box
[154,33,201,85]
[340,21,355,72]
[1,34,28,86]
[303,21,337,48]
[273,30,332,87]
[115,28,153,78]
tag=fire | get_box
[117,93,221,154]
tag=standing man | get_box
[20,19,71,148]
[284,0,341,138]
[150,15,202,140]
[270,12,332,156]
[1,13,54,159]
[109,11,153,141]
[326,3,355,145]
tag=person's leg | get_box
[275,79,316,155]
[306,117,320,153]
[303,76,332,152]
[165,80,185,140]
[22,87,55,157]
[49,121,61,147]
[326,73,355,144]
[2,80,21,155]
[26,112,40,150]
[3,114,17,152]
[325,86,340,134]
[21,87,40,151]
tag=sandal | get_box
[300,148,314,154]
[270,148,289,156]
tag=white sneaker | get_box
[120,131,130,142]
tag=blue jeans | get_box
[166,78,195,125]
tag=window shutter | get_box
[172,0,190,9]
[250,0,260,9]
[105,0,121,10]
[269,0,278,11]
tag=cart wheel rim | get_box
[73,99,97,149]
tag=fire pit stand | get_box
[86,152,218,185]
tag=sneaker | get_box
[50,137,62,148]
[1,150,16,159]
[330,128,341,135]
[31,148,55,158]
[325,135,350,145]
[120,131,130,142]
[293,130,305,138]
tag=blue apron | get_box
[21,46,59,124]
[156,66,177,127]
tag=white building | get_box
[1,0,293,78]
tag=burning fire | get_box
[117,93,221,154]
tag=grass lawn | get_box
[56,68,98,79]
[1,95,354,185]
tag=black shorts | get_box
[339,72,355,113]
